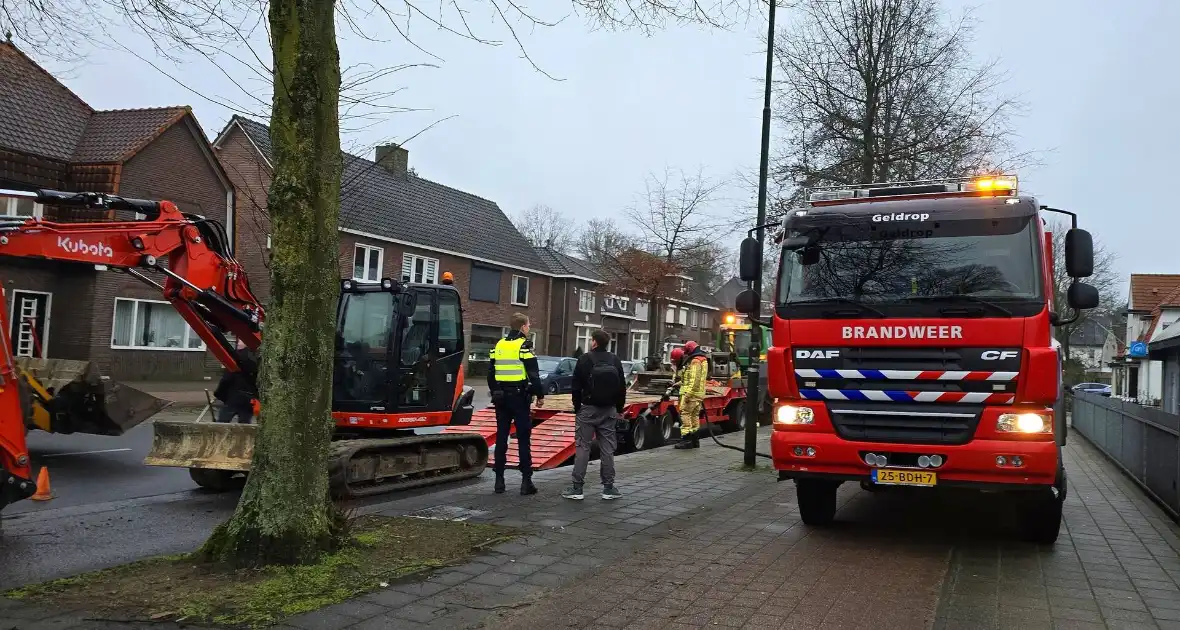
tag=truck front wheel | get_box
[1018,467,1066,545]
[796,479,839,525]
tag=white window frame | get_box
[5,198,43,219]
[511,275,529,306]
[678,307,688,325]
[576,326,594,352]
[402,253,440,284]
[665,304,675,323]
[632,332,649,360]
[111,297,207,351]
[352,244,383,283]
[579,289,596,313]
[635,300,649,322]
[689,310,698,327]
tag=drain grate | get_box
[402,505,489,522]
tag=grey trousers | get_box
[572,405,619,486]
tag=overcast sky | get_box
[35,0,1178,299]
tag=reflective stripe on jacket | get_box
[680,356,708,400]
[491,336,535,382]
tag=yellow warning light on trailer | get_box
[725,313,737,324]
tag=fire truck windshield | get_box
[776,214,1043,318]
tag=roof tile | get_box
[1129,274,1180,312]
[535,247,603,281]
[72,107,189,163]
[234,116,547,273]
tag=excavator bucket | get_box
[144,420,255,471]
[15,358,171,436]
[632,370,674,394]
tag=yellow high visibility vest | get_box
[491,336,535,382]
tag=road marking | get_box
[40,448,132,458]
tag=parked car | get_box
[537,356,577,394]
[1072,382,1111,396]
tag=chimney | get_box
[375,144,409,177]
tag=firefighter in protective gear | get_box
[674,341,708,449]
[488,312,545,495]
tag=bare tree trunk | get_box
[201,0,343,568]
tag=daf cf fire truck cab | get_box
[734,175,1099,544]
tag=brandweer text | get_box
[842,325,963,339]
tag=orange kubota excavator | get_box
[0,188,486,512]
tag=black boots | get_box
[674,431,700,449]
[495,471,536,495]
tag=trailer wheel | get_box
[630,417,648,451]
[644,413,667,448]
[1019,466,1066,545]
[725,401,747,433]
[796,479,839,526]
[189,468,240,492]
[659,412,676,444]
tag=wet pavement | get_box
[3,426,1180,629]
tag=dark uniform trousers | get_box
[493,386,533,475]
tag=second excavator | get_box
[0,188,488,512]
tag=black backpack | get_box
[586,353,622,407]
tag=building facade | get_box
[0,41,235,380]
[213,116,551,367]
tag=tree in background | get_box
[1048,220,1121,362]
[511,204,577,252]
[577,218,638,268]
[771,0,1028,206]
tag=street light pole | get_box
[744,0,777,468]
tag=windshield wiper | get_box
[903,294,1013,316]
[789,297,887,318]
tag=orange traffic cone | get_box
[29,466,53,501]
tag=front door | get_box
[9,290,49,358]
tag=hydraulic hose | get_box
[661,381,771,459]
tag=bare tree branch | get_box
[511,204,578,252]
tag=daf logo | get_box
[796,349,840,360]
[981,350,1018,361]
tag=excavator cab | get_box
[331,279,467,423]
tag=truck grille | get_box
[827,402,980,445]
[792,346,1021,404]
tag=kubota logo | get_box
[57,236,113,259]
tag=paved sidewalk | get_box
[4,428,1180,629]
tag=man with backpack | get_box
[562,329,625,500]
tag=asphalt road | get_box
[0,388,495,589]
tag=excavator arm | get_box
[0,189,265,368]
[0,188,265,510]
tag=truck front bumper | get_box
[771,431,1058,489]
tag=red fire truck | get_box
[734,175,1098,543]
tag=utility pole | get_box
[744,0,777,468]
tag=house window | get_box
[701,312,711,329]
[402,254,439,284]
[112,298,206,350]
[635,301,649,322]
[511,275,529,306]
[632,332,649,360]
[604,295,630,311]
[468,324,504,361]
[679,307,688,325]
[352,244,383,282]
[579,289,595,313]
[689,310,698,327]
[575,326,596,352]
[665,304,675,323]
[470,265,501,303]
[266,234,272,250]
[4,197,42,219]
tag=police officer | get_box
[488,313,545,495]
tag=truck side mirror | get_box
[1065,228,1094,278]
[739,237,761,282]
[1067,282,1099,310]
[735,289,760,316]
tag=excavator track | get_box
[327,433,489,499]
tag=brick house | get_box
[0,40,235,380]
[212,116,552,364]
[657,275,722,353]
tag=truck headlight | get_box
[775,405,814,425]
[996,413,1051,434]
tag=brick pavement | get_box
[3,428,1180,629]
